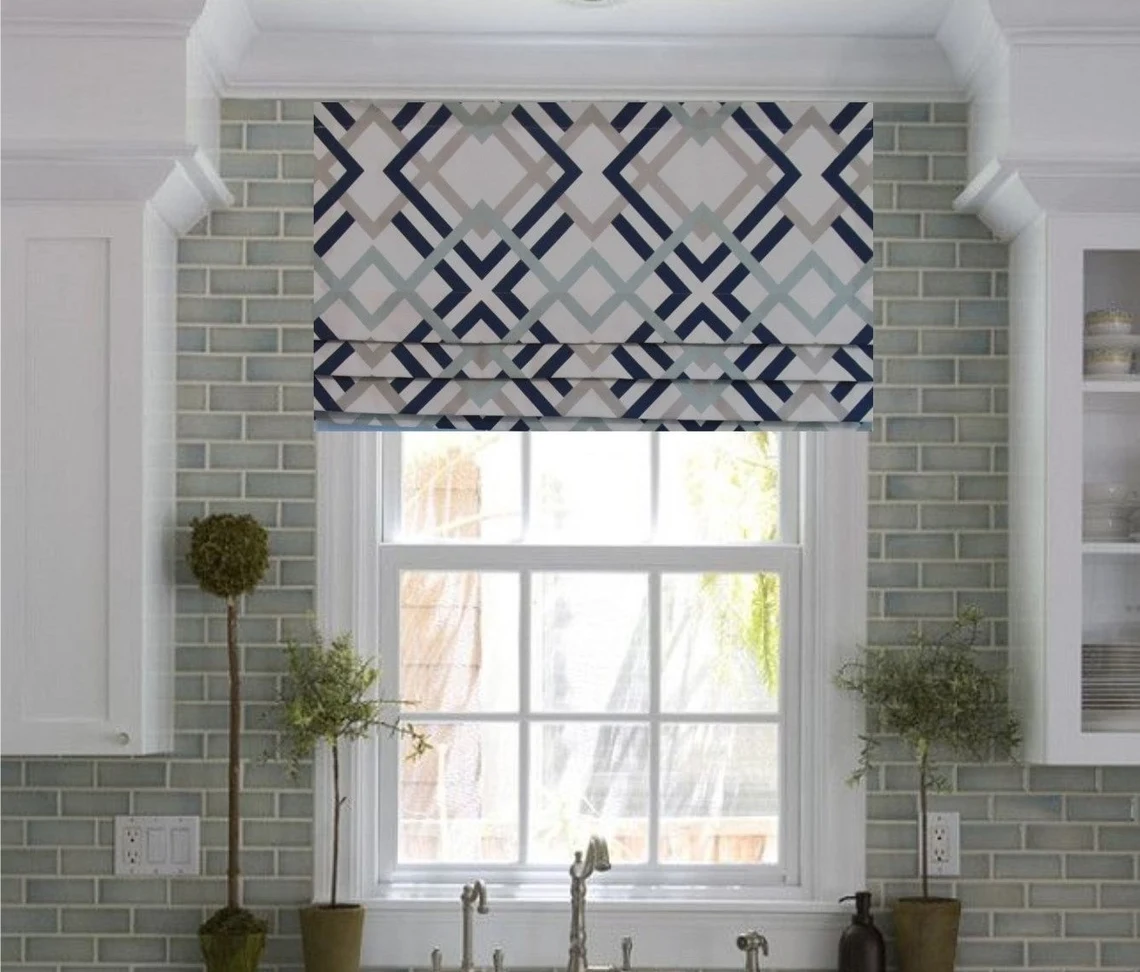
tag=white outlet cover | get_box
[114,816,200,876]
[923,811,960,878]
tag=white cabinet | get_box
[1,204,176,755]
[1010,215,1140,765]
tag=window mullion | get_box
[778,431,800,544]
[649,430,661,538]
[521,431,532,539]
[377,547,401,878]
[648,570,661,866]
[519,568,532,865]
[380,432,402,543]
[399,711,782,724]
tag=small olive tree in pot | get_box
[277,628,429,972]
[187,514,271,972]
[835,608,1020,972]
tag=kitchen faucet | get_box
[460,879,490,972]
[567,835,611,972]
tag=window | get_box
[317,430,867,971]
[385,431,794,880]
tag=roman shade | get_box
[314,101,872,430]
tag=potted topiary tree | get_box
[277,627,429,972]
[835,608,1020,972]
[188,514,271,972]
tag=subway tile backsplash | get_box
[0,102,1136,971]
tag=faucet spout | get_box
[568,836,609,972]
[571,835,611,881]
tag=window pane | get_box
[400,571,519,713]
[399,722,519,863]
[529,722,649,865]
[400,432,522,541]
[531,573,649,713]
[660,723,779,864]
[662,573,780,713]
[657,432,781,542]
[530,432,651,542]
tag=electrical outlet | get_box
[924,811,960,877]
[121,823,143,868]
[115,816,199,876]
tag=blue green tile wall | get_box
[0,101,1135,972]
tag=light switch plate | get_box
[115,816,199,876]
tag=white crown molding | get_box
[191,0,257,86]
[936,0,1005,93]
[939,0,1140,237]
[223,31,962,100]
[989,0,1140,38]
[2,140,231,231]
[956,157,1140,240]
[1,0,206,36]
[154,149,233,232]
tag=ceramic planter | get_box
[300,903,365,972]
[892,897,960,972]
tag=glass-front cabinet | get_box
[1010,216,1140,764]
[1081,250,1140,737]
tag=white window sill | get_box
[358,894,849,970]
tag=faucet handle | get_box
[493,947,504,972]
[431,948,443,972]
[620,936,633,971]
[736,930,769,972]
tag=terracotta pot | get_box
[300,904,365,972]
[892,897,961,972]
[199,928,266,972]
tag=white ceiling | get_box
[248,0,956,38]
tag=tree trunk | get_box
[331,741,340,908]
[227,597,242,911]
[918,748,929,900]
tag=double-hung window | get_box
[318,430,867,971]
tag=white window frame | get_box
[316,430,868,971]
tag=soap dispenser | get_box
[837,892,885,972]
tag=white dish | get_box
[1085,309,1135,336]
[1084,483,1136,505]
[1085,527,1133,542]
[1084,334,1140,351]
[1086,507,1137,523]
[1085,354,1134,376]
[1083,512,1133,540]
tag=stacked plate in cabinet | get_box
[1082,640,1140,731]
[1084,308,1139,378]
[1083,483,1140,541]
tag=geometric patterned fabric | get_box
[314,101,873,430]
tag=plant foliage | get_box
[188,514,269,600]
[835,607,1020,898]
[199,905,267,937]
[277,628,428,905]
[279,630,429,772]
